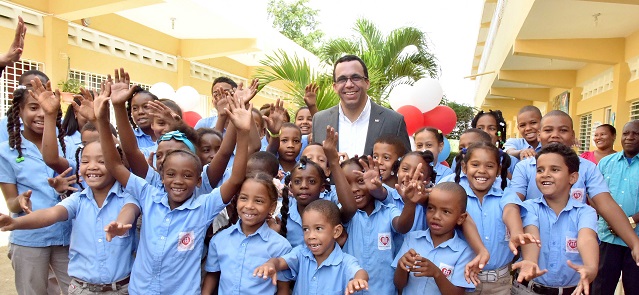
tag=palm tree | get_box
[321,18,439,105]
[255,18,438,110]
[254,49,339,111]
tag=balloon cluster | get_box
[149,82,202,127]
[389,78,457,162]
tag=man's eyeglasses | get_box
[335,75,367,85]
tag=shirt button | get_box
[165,218,170,222]
[313,277,316,281]
[485,236,489,240]
[160,236,165,240]
[241,243,246,247]
[98,239,102,242]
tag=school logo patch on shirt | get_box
[570,188,585,202]
[378,232,391,250]
[178,231,195,252]
[439,263,454,279]
[566,237,578,253]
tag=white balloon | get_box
[412,78,443,112]
[149,82,175,100]
[175,86,201,112]
[388,84,414,110]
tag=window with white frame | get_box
[604,107,612,124]
[579,114,592,153]
[631,101,639,121]
[69,70,151,91]
[0,59,45,118]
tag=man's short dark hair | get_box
[212,77,237,89]
[333,55,369,82]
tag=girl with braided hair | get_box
[202,172,292,294]
[0,84,72,294]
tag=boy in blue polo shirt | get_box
[512,143,599,295]
[254,200,369,295]
[392,182,475,295]
[511,110,639,262]
[504,106,543,160]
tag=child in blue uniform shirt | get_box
[340,154,421,295]
[0,141,137,294]
[202,173,292,294]
[503,106,543,160]
[414,127,453,183]
[99,84,252,294]
[511,143,599,295]
[393,182,476,294]
[254,200,369,295]
[510,111,639,255]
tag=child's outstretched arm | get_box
[512,225,547,283]
[109,68,148,178]
[346,269,369,295]
[323,126,357,223]
[462,215,490,285]
[95,81,131,188]
[503,204,540,255]
[567,228,598,295]
[30,77,70,174]
[104,203,139,242]
[0,204,67,231]
[253,257,290,286]
[264,99,287,154]
[219,95,251,203]
[234,81,261,154]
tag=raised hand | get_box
[395,163,427,204]
[103,221,133,242]
[322,126,339,160]
[508,233,541,255]
[253,261,278,286]
[72,88,96,122]
[0,16,26,67]
[225,92,253,132]
[512,260,548,283]
[235,79,259,106]
[304,83,318,108]
[29,77,60,116]
[147,100,182,129]
[94,81,112,121]
[109,68,136,106]
[213,88,229,114]
[262,99,287,136]
[47,167,78,195]
[354,156,383,192]
[567,260,596,295]
[345,278,368,294]
[18,190,32,214]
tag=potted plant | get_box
[57,78,82,103]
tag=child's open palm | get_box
[72,87,96,122]
[512,259,548,283]
[396,163,428,204]
[354,156,382,192]
[322,126,339,158]
[47,167,78,196]
[147,101,181,130]
[567,260,595,295]
[29,77,60,116]
[94,81,112,121]
[304,83,318,108]
[103,221,132,242]
[263,99,286,135]
[109,68,136,106]
[234,79,259,106]
[225,93,252,132]
[253,262,279,286]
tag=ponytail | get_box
[454,148,467,183]
[279,173,292,238]
[499,150,510,190]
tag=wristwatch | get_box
[630,217,637,229]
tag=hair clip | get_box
[16,85,26,90]
[461,148,467,155]
[430,162,434,167]
[437,129,442,134]
[497,131,501,137]
[397,156,402,162]
[15,156,24,163]
[299,162,306,169]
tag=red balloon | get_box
[397,105,424,135]
[422,105,457,135]
[183,111,202,127]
